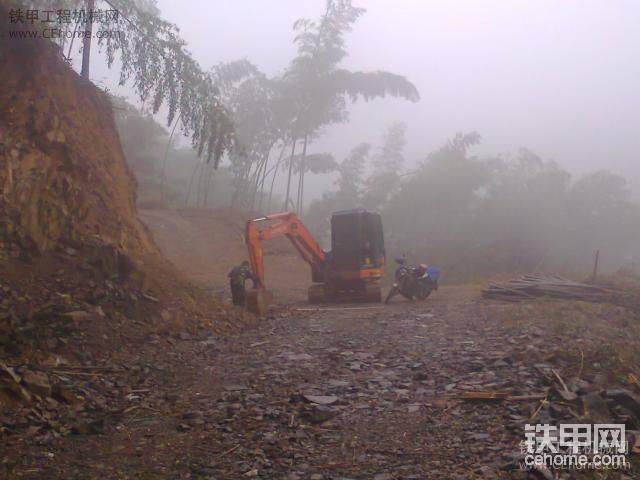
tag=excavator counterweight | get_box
[245,210,385,314]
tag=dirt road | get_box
[10,283,638,479]
[8,209,636,479]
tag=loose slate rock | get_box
[605,389,640,416]
[303,394,338,405]
[21,371,51,398]
[224,383,248,391]
[304,405,338,424]
[582,392,612,423]
[373,474,393,480]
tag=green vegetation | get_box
[308,129,640,280]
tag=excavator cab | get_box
[331,210,385,268]
[321,210,385,301]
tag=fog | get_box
[150,0,640,200]
[6,2,640,473]
[104,0,640,278]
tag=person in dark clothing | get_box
[228,261,256,306]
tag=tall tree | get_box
[382,131,489,271]
[207,60,274,208]
[335,143,369,206]
[282,0,420,212]
[306,143,370,241]
[362,122,407,210]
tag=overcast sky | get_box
[98,0,640,199]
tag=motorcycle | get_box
[384,258,440,304]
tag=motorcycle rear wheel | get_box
[416,283,433,300]
[400,291,414,301]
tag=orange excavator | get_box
[245,209,385,314]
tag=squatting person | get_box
[227,260,257,306]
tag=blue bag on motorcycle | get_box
[427,266,440,286]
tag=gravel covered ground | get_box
[6,285,639,479]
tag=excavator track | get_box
[307,284,326,304]
[364,283,382,302]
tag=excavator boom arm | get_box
[246,212,326,289]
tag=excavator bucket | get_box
[246,289,273,316]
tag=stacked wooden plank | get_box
[482,274,615,302]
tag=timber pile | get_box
[482,274,616,302]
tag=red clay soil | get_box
[0,13,154,260]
